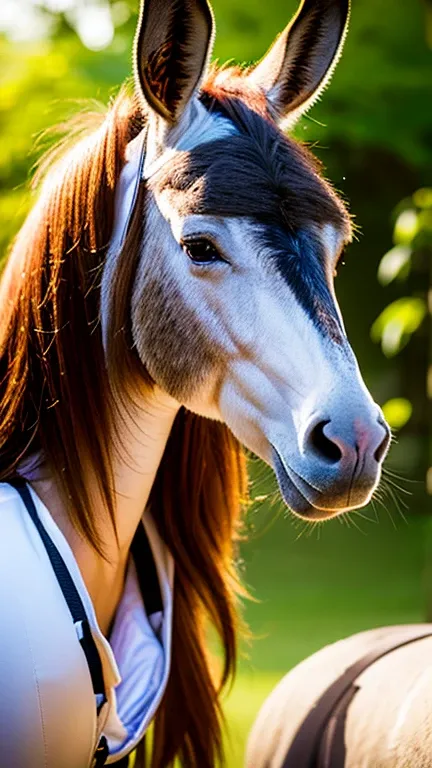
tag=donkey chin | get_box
[272,441,388,521]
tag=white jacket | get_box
[0,482,174,767]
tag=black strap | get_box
[130,517,163,617]
[93,734,109,767]
[10,478,161,767]
[10,478,107,705]
[282,627,432,768]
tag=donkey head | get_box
[112,0,390,519]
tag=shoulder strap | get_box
[10,478,107,706]
[10,479,162,767]
[130,517,163,618]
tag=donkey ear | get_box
[248,0,350,126]
[134,0,214,124]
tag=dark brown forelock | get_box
[152,82,352,240]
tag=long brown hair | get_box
[0,88,248,767]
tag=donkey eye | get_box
[181,237,224,265]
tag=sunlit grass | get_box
[223,671,281,766]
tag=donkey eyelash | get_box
[180,236,229,265]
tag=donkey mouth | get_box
[271,447,347,521]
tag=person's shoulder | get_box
[0,481,22,509]
[0,482,28,545]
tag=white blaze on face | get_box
[143,98,238,180]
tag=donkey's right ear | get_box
[248,0,350,128]
[134,0,214,125]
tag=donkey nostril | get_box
[374,426,391,463]
[309,420,342,464]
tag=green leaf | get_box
[382,398,412,429]
[413,188,432,209]
[393,209,419,245]
[371,297,427,356]
[377,245,411,285]
[417,209,432,236]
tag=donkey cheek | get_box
[131,280,220,401]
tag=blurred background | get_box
[0,0,431,764]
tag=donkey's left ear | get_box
[248,0,350,127]
[134,0,214,125]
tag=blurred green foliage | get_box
[382,397,413,429]
[373,189,432,356]
[372,188,431,465]
[372,295,427,358]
